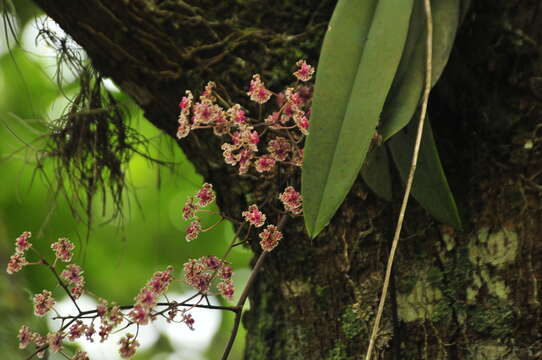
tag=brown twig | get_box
[221,215,288,360]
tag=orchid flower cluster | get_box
[181,180,303,252]
[6,231,233,359]
[176,59,315,175]
[178,60,313,248]
[184,256,234,300]
[8,232,95,359]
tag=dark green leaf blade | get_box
[303,0,414,238]
[380,0,461,141]
[388,116,462,229]
[361,145,393,201]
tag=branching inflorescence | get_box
[7,60,314,359]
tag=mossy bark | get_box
[31,0,542,358]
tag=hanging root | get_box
[35,21,163,227]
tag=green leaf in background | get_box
[380,0,461,141]
[388,116,462,229]
[303,0,414,238]
[361,145,392,201]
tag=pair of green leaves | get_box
[302,0,463,238]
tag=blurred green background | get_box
[0,1,251,359]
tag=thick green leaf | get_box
[380,0,461,141]
[388,116,462,229]
[361,145,393,201]
[302,0,414,238]
[383,0,425,95]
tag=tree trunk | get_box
[31,0,542,359]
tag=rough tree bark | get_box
[31,0,542,359]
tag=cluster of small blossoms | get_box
[33,297,142,359]
[182,185,291,252]
[18,325,33,350]
[51,237,76,262]
[8,234,95,359]
[52,237,86,299]
[242,204,267,227]
[33,290,56,317]
[6,231,32,274]
[162,301,195,330]
[67,320,86,341]
[61,264,85,299]
[247,74,272,104]
[8,233,197,359]
[279,186,303,215]
[57,299,130,357]
[40,239,86,326]
[17,322,91,359]
[240,203,284,252]
[183,256,234,300]
[10,234,122,359]
[182,183,216,242]
[293,60,315,82]
[129,266,174,325]
[118,334,139,358]
[259,225,283,252]
[47,331,64,353]
[176,60,315,175]
[7,252,28,275]
[17,325,59,359]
